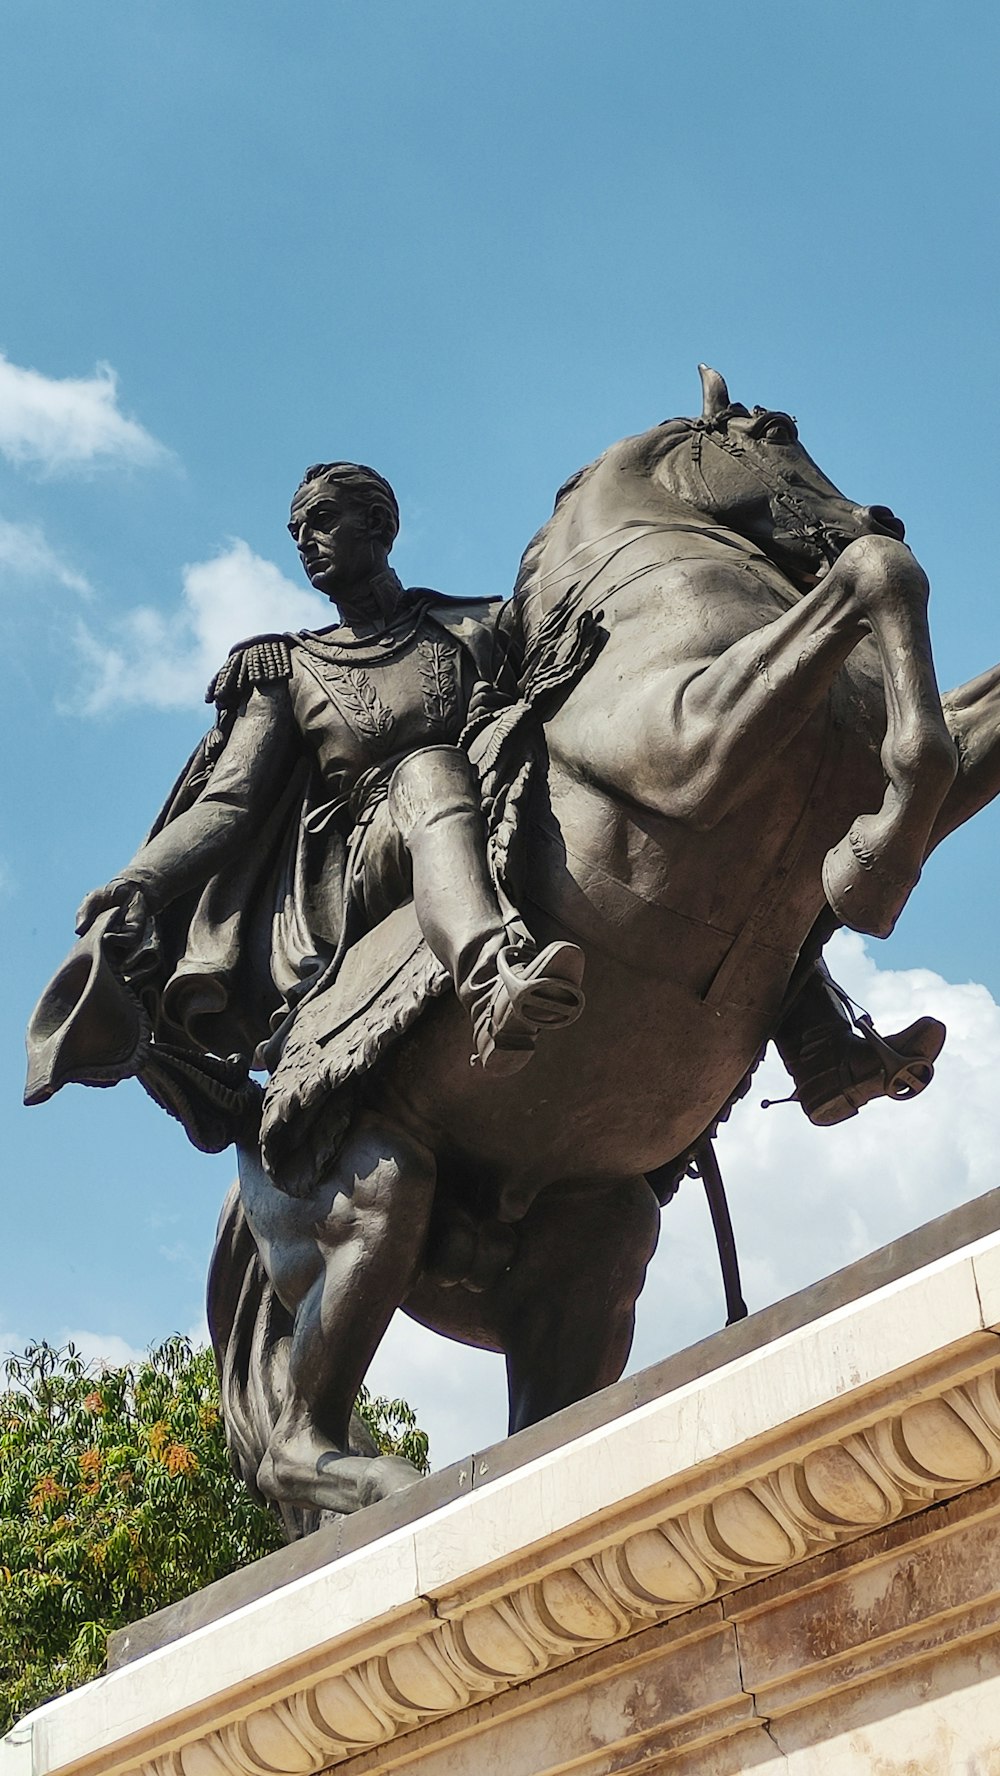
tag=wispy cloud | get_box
[0,514,91,593]
[75,541,328,713]
[62,1330,147,1370]
[0,352,168,473]
[0,1326,25,1371]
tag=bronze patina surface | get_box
[29,369,999,1531]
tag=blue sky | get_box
[3,2,1000,1461]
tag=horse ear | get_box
[698,365,731,420]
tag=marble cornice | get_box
[142,1362,1000,1776]
[8,1231,1000,1776]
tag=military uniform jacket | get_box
[118,589,506,1060]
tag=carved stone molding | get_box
[138,1365,1000,1776]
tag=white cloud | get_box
[76,540,329,713]
[0,1315,211,1390]
[61,1330,147,1370]
[0,353,168,472]
[367,1316,508,1468]
[0,1326,145,1383]
[369,934,1000,1469]
[631,929,1000,1372]
[0,514,90,593]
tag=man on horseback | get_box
[25,403,954,1522]
[70,462,585,1090]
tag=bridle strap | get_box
[695,422,844,568]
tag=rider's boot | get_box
[388,746,585,1076]
[774,959,945,1127]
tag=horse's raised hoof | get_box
[471,941,585,1075]
[821,822,921,939]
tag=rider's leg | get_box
[388,745,585,1073]
[493,1175,660,1433]
[238,1111,436,1515]
[774,953,945,1127]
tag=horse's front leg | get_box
[818,540,957,936]
[631,537,956,937]
[926,662,1000,849]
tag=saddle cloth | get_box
[259,901,449,1194]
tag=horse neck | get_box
[521,479,768,635]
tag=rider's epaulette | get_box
[205,634,294,710]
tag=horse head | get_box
[519,369,907,611]
[632,367,907,589]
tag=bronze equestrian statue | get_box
[31,367,997,1534]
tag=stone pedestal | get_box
[6,1193,1000,1776]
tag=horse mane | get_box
[513,419,696,611]
[513,459,601,605]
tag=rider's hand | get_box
[75,879,150,942]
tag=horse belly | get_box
[404,953,771,1210]
[393,824,798,1213]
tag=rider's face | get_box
[288,491,381,596]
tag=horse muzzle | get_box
[859,504,906,543]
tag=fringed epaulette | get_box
[205,634,293,711]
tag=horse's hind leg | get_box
[494,1175,661,1434]
[238,1111,437,1516]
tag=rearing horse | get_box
[208,372,1000,1523]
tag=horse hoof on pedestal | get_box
[821,822,920,939]
[257,1444,423,1517]
[353,1454,425,1508]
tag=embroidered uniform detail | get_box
[206,635,293,710]
[323,665,395,743]
[418,636,459,734]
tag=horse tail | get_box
[207,1181,298,1530]
[207,1181,377,1541]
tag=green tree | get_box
[0,1337,429,1733]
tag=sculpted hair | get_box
[294,462,400,545]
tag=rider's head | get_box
[288,464,400,600]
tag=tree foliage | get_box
[0,1337,429,1733]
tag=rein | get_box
[519,516,785,645]
[694,421,844,569]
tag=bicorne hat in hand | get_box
[24,909,150,1107]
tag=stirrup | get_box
[472,941,585,1075]
[795,1015,945,1127]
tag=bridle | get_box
[519,412,851,628]
[690,415,847,572]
